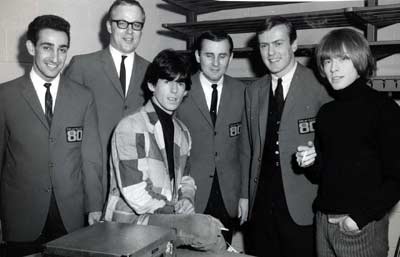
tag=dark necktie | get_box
[120,55,127,96]
[210,84,218,126]
[275,78,284,117]
[43,82,53,125]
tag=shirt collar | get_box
[199,72,224,88]
[109,44,135,63]
[271,62,297,85]
[30,68,61,88]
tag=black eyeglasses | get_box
[111,20,144,31]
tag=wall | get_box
[0,0,399,256]
[0,0,186,83]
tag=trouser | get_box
[204,169,237,244]
[316,212,389,257]
[4,191,67,257]
[247,204,315,257]
[147,213,227,253]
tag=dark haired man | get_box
[241,16,332,257]
[176,30,249,244]
[104,49,226,252]
[0,15,103,256]
[65,0,149,201]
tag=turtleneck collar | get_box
[333,78,369,101]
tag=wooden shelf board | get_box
[162,4,400,36]
[162,0,300,14]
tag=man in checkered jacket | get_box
[103,49,226,252]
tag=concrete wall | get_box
[0,0,399,256]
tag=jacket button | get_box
[254,178,258,183]
[124,105,128,110]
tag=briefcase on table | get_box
[43,222,175,257]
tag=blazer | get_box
[176,72,248,218]
[0,75,103,241]
[65,49,149,201]
[103,101,196,224]
[241,63,332,226]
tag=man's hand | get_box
[88,211,102,225]
[175,199,195,214]
[296,141,316,167]
[328,215,360,233]
[238,198,249,225]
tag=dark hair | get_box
[256,16,297,44]
[108,0,146,23]
[146,49,191,91]
[315,28,375,79]
[195,30,234,54]
[27,15,70,46]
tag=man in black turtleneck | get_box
[298,28,400,257]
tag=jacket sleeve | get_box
[111,117,168,215]
[81,92,104,212]
[0,87,5,182]
[239,87,252,199]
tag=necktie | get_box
[43,83,53,125]
[120,55,127,96]
[210,84,218,126]
[275,78,284,117]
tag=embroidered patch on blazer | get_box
[229,122,241,137]
[298,117,316,134]
[66,127,83,142]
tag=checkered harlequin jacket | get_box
[104,101,196,224]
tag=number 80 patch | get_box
[66,127,83,142]
[297,118,315,134]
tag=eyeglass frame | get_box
[111,19,144,31]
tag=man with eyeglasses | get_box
[65,0,149,203]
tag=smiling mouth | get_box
[331,76,343,82]
[46,63,58,69]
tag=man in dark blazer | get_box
[0,15,103,257]
[65,0,149,201]
[177,31,249,244]
[241,16,332,257]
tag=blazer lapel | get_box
[215,76,232,129]
[258,76,271,147]
[51,78,69,136]
[126,54,145,99]
[190,73,214,128]
[280,65,301,122]
[20,76,50,130]
[100,49,124,99]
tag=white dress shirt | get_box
[271,62,297,100]
[30,69,60,113]
[199,72,224,113]
[109,45,135,96]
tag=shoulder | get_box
[116,108,147,134]
[135,53,150,66]
[61,76,94,100]
[69,49,105,65]
[0,76,25,91]
[224,75,246,90]
[247,74,270,94]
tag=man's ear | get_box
[147,82,155,92]
[26,40,35,56]
[195,50,201,64]
[106,20,112,34]
[291,39,298,53]
[183,90,188,97]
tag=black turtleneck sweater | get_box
[152,100,175,183]
[314,78,400,229]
